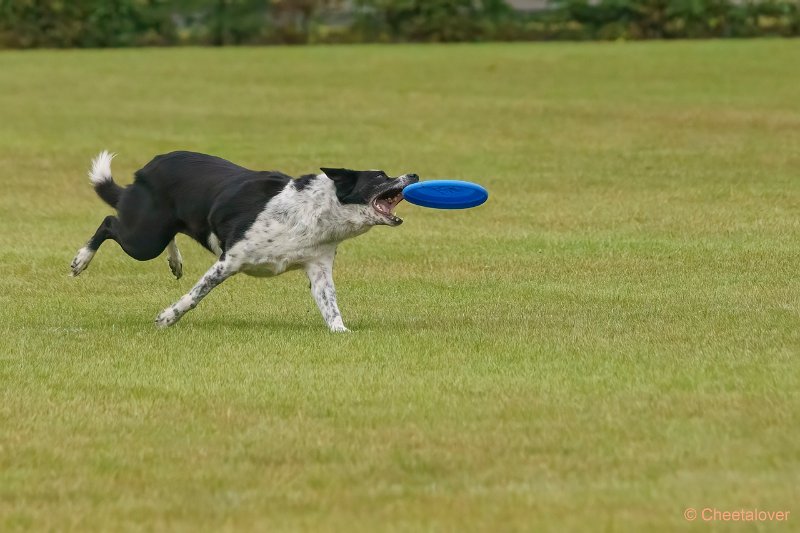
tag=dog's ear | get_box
[321,167,359,202]
[321,168,358,182]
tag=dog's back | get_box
[130,151,292,250]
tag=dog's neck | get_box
[311,175,377,242]
[259,175,374,245]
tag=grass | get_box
[1,40,799,531]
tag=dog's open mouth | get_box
[372,188,405,225]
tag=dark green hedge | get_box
[0,0,798,48]
[542,0,800,40]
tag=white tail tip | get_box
[88,150,116,185]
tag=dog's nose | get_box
[406,173,419,182]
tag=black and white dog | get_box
[71,151,418,332]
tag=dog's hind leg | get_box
[155,258,238,328]
[166,239,183,279]
[71,213,174,276]
[70,215,118,276]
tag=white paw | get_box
[329,323,350,333]
[155,307,180,328]
[70,247,95,277]
[168,257,183,279]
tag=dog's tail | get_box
[88,150,123,208]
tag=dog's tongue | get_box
[376,199,392,214]
[376,196,402,215]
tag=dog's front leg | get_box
[305,254,348,333]
[155,258,237,328]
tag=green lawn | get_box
[1,41,799,531]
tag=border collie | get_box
[71,151,418,332]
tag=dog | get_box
[71,150,419,332]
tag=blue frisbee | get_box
[402,180,488,210]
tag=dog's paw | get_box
[168,257,183,280]
[70,247,95,277]
[329,324,350,333]
[155,307,181,329]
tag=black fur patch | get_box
[130,151,292,253]
[294,174,317,191]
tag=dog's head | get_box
[321,168,419,226]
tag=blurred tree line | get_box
[0,0,798,48]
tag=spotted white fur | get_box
[226,175,377,274]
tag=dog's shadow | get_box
[183,317,375,333]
